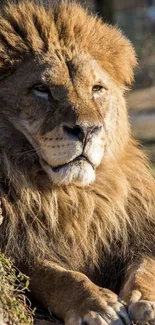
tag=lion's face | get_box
[0,1,136,187]
[0,53,127,186]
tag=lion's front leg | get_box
[120,256,155,324]
[30,261,130,325]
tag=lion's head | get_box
[1,0,155,277]
[0,0,137,186]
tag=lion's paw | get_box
[128,300,155,324]
[65,300,131,325]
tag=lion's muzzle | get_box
[62,124,102,145]
[35,122,105,186]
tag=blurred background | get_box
[80,0,155,166]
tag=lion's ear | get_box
[106,30,138,86]
[95,24,138,86]
[83,16,138,87]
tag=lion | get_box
[0,1,155,324]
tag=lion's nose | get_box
[63,124,102,142]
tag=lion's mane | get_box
[0,1,155,292]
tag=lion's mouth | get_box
[50,155,94,172]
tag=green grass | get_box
[0,252,34,325]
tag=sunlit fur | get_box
[0,0,155,292]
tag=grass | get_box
[0,252,34,325]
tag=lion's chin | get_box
[41,159,96,186]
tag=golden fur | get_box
[1,142,155,273]
[0,1,155,324]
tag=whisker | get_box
[14,147,41,157]
[21,154,38,162]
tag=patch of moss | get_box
[0,252,34,325]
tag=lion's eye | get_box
[32,84,51,100]
[92,85,103,92]
[92,84,108,93]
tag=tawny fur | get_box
[0,0,136,85]
[1,142,155,276]
[0,1,155,320]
